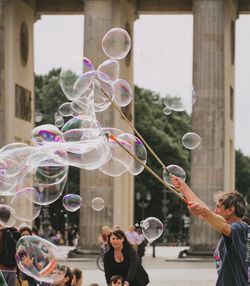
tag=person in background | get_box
[52,266,73,286]
[171,175,249,286]
[98,225,112,255]
[134,226,147,262]
[71,268,83,286]
[125,226,139,246]
[104,229,149,286]
[109,275,124,286]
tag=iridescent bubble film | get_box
[62,194,82,212]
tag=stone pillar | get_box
[2,0,35,144]
[80,0,136,249]
[191,0,237,252]
[0,0,6,147]
[0,0,35,221]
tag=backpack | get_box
[0,227,21,267]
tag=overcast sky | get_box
[34,15,250,156]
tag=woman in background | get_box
[103,230,149,286]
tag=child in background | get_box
[71,268,83,286]
[109,275,124,286]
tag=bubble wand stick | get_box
[108,133,189,205]
[101,88,170,174]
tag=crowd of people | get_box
[0,179,249,286]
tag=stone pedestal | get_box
[190,0,237,251]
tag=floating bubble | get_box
[163,107,171,116]
[62,194,82,212]
[114,79,133,107]
[163,85,194,114]
[91,197,104,211]
[10,188,41,222]
[60,57,94,100]
[118,133,147,176]
[97,59,120,81]
[35,112,43,123]
[58,102,73,117]
[0,204,16,226]
[31,125,64,146]
[55,116,64,128]
[102,28,131,60]
[140,217,163,243]
[162,164,186,185]
[192,86,197,105]
[99,130,133,177]
[16,236,67,283]
[182,132,201,149]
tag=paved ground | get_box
[59,246,217,286]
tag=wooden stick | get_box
[101,89,170,173]
[108,133,189,205]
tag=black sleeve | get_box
[104,251,112,284]
[125,246,139,283]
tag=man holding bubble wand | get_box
[171,175,249,286]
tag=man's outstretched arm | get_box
[171,176,231,237]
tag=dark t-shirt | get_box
[213,221,248,286]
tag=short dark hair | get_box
[73,268,82,281]
[19,226,32,235]
[109,275,124,285]
[215,191,247,218]
[64,266,73,286]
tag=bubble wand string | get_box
[101,88,170,174]
[108,133,189,205]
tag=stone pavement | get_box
[59,246,217,286]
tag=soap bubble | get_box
[140,217,163,243]
[16,236,67,284]
[91,197,104,211]
[10,188,41,222]
[60,57,94,100]
[182,132,201,149]
[35,112,43,123]
[62,194,82,212]
[163,107,171,116]
[0,204,16,226]
[114,79,133,107]
[97,59,120,81]
[102,28,131,60]
[163,165,186,185]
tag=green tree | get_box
[235,149,250,216]
[35,69,80,231]
[134,86,191,242]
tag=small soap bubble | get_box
[62,194,82,212]
[182,132,201,149]
[140,217,163,243]
[163,165,186,185]
[102,28,131,60]
[91,197,104,212]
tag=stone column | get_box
[80,0,136,249]
[0,0,6,147]
[191,0,237,252]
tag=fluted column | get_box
[191,0,237,251]
[0,0,7,147]
[80,0,136,249]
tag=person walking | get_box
[171,175,249,286]
[103,229,149,286]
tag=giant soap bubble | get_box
[16,236,67,283]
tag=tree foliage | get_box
[35,69,80,230]
[134,86,191,241]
